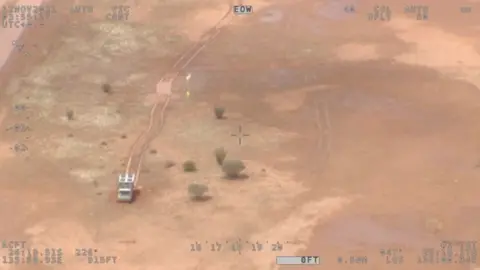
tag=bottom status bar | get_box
[277,256,321,265]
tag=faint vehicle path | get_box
[124,0,239,190]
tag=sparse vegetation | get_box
[66,109,74,120]
[222,159,246,179]
[183,160,197,172]
[214,147,227,165]
[102,83,112,94]
[214,106,225,119]
[188,183,209,201]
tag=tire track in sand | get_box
[123,0,238,192]
[314,99,332,176]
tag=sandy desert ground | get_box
[1,0,480,269]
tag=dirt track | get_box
[123,0,237,190]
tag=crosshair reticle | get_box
[231,125,249,145]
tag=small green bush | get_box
[214,107,225,119]
[102,83,112,94]
[214,147,227,165]
[183,160,197,172]
[66,109,74,120]
[188,183,209,200]
[222,159,246,179]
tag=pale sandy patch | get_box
[144,79,174,106]
[0,109,5,124]
[181,5,232,41]
[0,144,15,164]
[80,73,109,85]
[4,77,21,96]
[39,137,95,159]
[61,106,122,128]
[143,93,160,106]
[13,86,56,115]
[335,43,380,61]
[156,78,174,95]
[69,168,105,184]
[275,155,297,162]
[387,17,480,88]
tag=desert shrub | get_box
[214,147,227,165]
[188,183,209,200]
[66,109,74,120]
[183,160,197,172]
[214,107,225,119]
[102,83,112,94]
[222,159,246,179]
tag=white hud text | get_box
[276,256,321,265]
[233,5,253,15]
